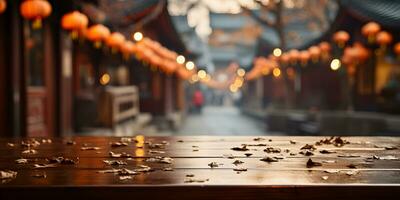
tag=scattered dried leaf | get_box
[223,154,235,159]
[119,176,133,181]
[109,151,132,158]
[324,169,339,173]
[208,162,220,168]
[244,153,253,157]
[110,142,128,147]
[103,160,127,166]
[233,160,244,165]
[33,164,57,169]
[306,158,322,168]
[321,176,329,180]
[163,167,174,171]
[264,147,281,153]
[290,140,297,144]
[7,143,15,147]
[337,154,360,158]
[145,156,173,164]
[32,172,46,178]
[299,150,314,156]
[233,168,247,172]
[65,140,76,145]
[186,174,195,177]
[231,145,249,151]
[319,149,336,154]
[253,137,265,141]
[81,146,101,151]
[149,150,165,154]
[0,170,17,180]
[15,158,28,164]
[347,164,357,169]
[260,157,278,162]
[48,157,77,165]
[345,170,359,176]
[300,144,316,151]
[22,149,37,154]
[184,178,209,183]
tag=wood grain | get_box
[0,136,399,199]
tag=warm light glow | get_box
[234,77,244,88]
[176,55,185,64]
[185,61,195,70]
[135,135,145,148]
[229,84,238,93]
[197,69,207,79]
[133,32,143,42]
[272,68,281,77]
[273,48,282,57]
[100,73,111,85]
[203,74,211,82]
[190,74,199,83]
[237,68,246,77]
[330,59,341,71]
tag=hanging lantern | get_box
[353,43,369,63]
[319,42,331,60]
[299,50,310,66]
[376,31,392,48]
[20,0,52,29]
[106,32,125,53]
[61,11,88,39]
[288,49,300,64]
[308,46,321,62]
[333,30,350,48]
[0,0,6,14]
[86,24,110,48]
[394,43,400,59]
[279,53,290,65]
[121,41,137,60]
[361,22,381,43]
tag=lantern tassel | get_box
[32,19,42,29]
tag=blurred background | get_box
[0,0,400,137]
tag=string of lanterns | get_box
[244,21,400,87]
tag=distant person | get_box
[192,89,204,114]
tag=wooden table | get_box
[0,136,399,200]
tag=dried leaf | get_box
[253,137,265,141]
[103,160,127,165]
[33,164,57,169]
[289,152,297,156]
[306,158,322,168]
[177,140,184,143]
[260,157,278,162]
[0,170,17,179]
[300,144,316,151]
[322,160,336,163]
[145,156,173,164]
[163,167,174,171]
[324,169,339,173]
[149,150,165,154]
[233,168,247,172]
[345,170,359,176]
[110,142,128,147]
[109,151,132,158]
[48,157,77,165]
[118,168,140,176]
[319,149,336,154]
[321,176,329,180]
[233,160,244,165]
[208,162,220,168]
[264,147,281,153]
[97,169,121,174]
[290,140,297,144]
[22,149,37,154]
[119,176,133,181]
[243,143,267,147]
[15,158,28,164]
[231,145,249,151]
[7,143,15,147]
[299,150,314,156]
[186,174,195,177]
[81,146,101,150]
[184,178,209,183]
[244,153,253,157]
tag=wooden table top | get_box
[0,136,399,200]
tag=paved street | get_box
[175,106,266,135]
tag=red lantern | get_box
[299,50,310,66]
[333,31,350,48]
[106,32,125,52]
[121,41,137,59]
[280,53,290,64]
[0,0,6,14]
[86,24,110,48]
[361,22,381,43]
[376,31,392,47]
[20,0,52,29]
[308,46,321,62]
[61,11,88,39]
[288,49,300,63]
[394,42,400,57]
